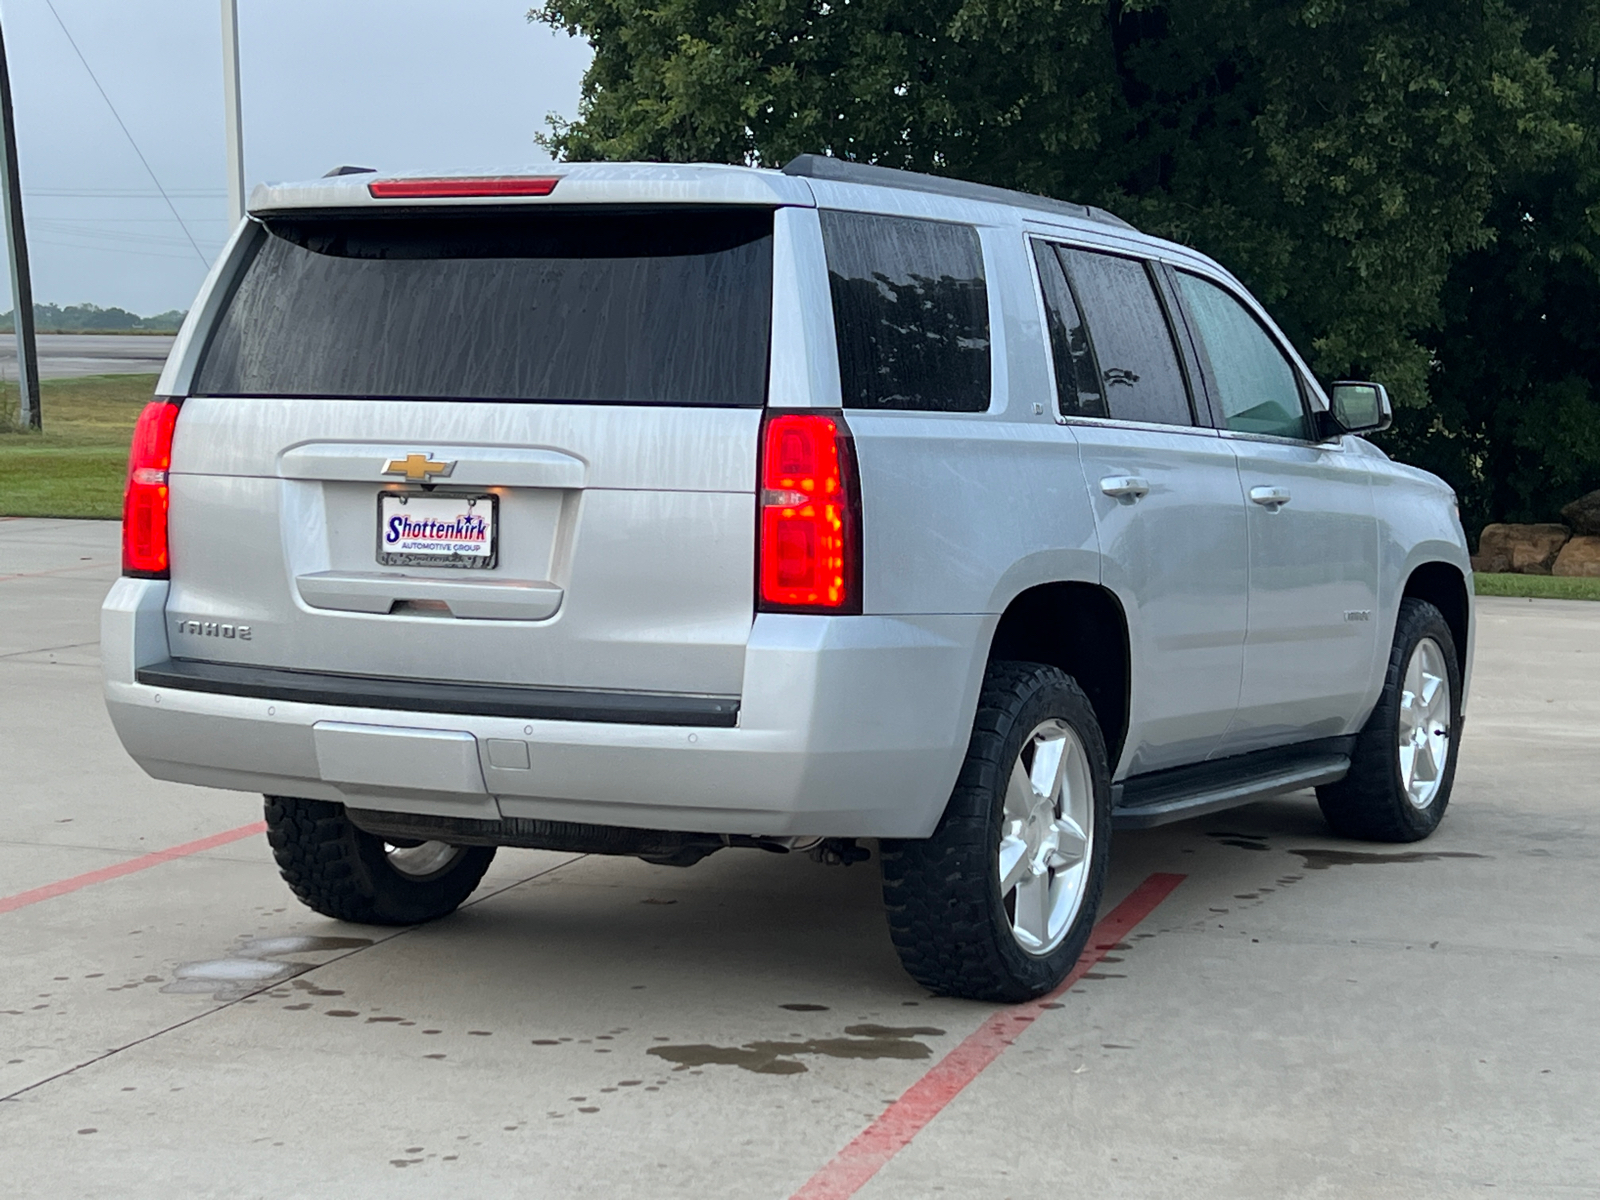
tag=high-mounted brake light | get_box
[367,176,560,199]
[758,413,861,613]
[122,399,181,577]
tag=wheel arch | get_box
[986,581,1131,765]
[1401,561,1471,678]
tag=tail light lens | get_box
[122,399,181,577]
[758,412,861,613]
[367,176,560,199]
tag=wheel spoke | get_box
[1030,733,1068,808]
[1005,761,1036,824]
[998,834,1033,894]
[1013,872,1052,945]
[1405,652,1424,706]
[1419,670,1444,712]
[1047,817,1088,870]
[1413,740,1440,784]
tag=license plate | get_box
[377,492,497,569]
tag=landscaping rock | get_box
[1553,535,1600,577]
[1561,489,1600,536]
[1476,523,1571,575]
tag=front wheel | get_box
[1316,598,1462,842]
[880,661,1112,1002]
[264,796,496,925]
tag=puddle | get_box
[648,1024,946,1075]
[1289,849,1487,871]
[166,958,306,998]
[163,935,373,1000]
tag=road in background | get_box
[0,333,173,380]
[2,519,1596,1198]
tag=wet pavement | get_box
[1,333,174,380]
[2,517,1596,1197]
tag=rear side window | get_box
[820,211,990,412]
[192,209,774,405]
[1174,272,1309,439]
[1061,249,1193,427]
[1031,241,1106,419]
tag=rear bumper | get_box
[102,578,988,838]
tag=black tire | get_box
[880,661,1112,1003]
[1316,598,1462,842]
[264,796,496,925]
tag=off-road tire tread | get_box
[880,661,1111,1003]
[1316,598,1461,843]
[264,795,494,925]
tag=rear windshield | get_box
[192,208,774,406]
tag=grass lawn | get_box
[1474,572,1600,601]
[0,374,157,518]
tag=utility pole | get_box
[221,0,245,227]
[0,16,40,430]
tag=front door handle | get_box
[1100,475,1151,501]
[1249,485,1292,510]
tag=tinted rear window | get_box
[193,209,774,405]
[820,211,990,412]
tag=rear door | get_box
[1166,268,1380,753]
[164,207,774,698]
[1037,242,1249,776]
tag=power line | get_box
[39,0,212,269]
[29,235,211,262]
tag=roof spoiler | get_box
[781,153,1135,231]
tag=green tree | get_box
[1389,1,1600,535]
[532,1,1594,534]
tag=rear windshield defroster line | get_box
[192,208,775,407]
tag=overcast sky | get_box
[2,0,591,315]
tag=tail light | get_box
[758,412,861,613]
[122,399,181,577]
[367,176,560,199]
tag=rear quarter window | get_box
[820,211,991,413]
[192,208,774,406]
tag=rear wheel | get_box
[1316,598,1462,842]
[880,661,1112,1002]
[264,796,495,925]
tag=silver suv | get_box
[103,157,1473,1002]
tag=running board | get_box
[1111,744,1352,830]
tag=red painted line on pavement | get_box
[0,821,267,915]
[790,871,1187,1200]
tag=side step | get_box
[1111,740,1353,831]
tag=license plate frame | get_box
[376,490,499,569]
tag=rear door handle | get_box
[1249,485,1292,509]
[1100,475,1150,501]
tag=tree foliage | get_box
[532,0,1600,534]
[0,302,186,333]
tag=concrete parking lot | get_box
[2,516,1597,1198]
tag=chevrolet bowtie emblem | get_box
[383,453,455,482]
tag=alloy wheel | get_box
[998,719,1095,956]
[1397,637,1452,810]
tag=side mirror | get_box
[1319,381,1392,437]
